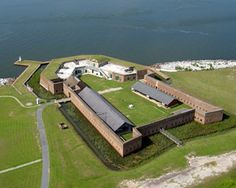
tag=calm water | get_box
[1,0,236,77]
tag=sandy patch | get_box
[98,87,123,94]
[120,151,236,188]
[8,111,15,117]
[26,102,33,106]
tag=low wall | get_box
[137,109,195,137]
[123,128,142,155]
[204,110,224,124]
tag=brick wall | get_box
[123,128,142,155]
[137,69,148,79]
[40,75,63,94]
[144,74,224,124]
[137,109,195,137]
[40,74,51,91]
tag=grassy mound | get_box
[27,65,64,100]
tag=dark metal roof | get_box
[78,87,133,132]
[132,82,176,106]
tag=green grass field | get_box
[168,67,236,115]
[59,101,236,170]
[81,75,188,125]
[43,104,236,188]
[0,98,41,188]
[0,163,42,188]
[167,68,236,187]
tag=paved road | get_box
[37,104,51,188]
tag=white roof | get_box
[57,62,80,79]
[57,60,95,79]
[101,63,136,75]
[57,60,137,79]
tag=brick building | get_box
[144,73,224,124]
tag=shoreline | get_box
[153,59,236,72]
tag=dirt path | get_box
[120,151,236,188]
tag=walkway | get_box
[37,103,52,188]
[98,87,123,94]
[159,128,183,146]
[55,98,71,103]
[0,159,42,174]
[0,95,39,108]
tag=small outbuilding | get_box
[131,82,178,107]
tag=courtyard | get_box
[80,74,189,126]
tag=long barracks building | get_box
[144,73,224,124]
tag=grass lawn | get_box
[43,104,236,188]
[168,67,236,115]
[0,97,41,188]
[59,102,236,170]
[166,67,236,187]
[0,163,41,188]
[104,90,188,125]
[81,74,189,125]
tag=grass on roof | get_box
[13,60,46,104]
[41,54,146,80]
[121,132,133,141]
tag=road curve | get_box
[37,104,51,188]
